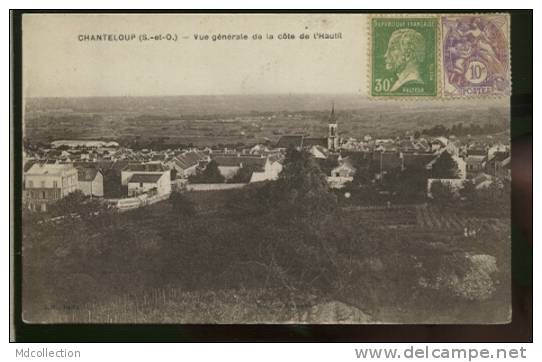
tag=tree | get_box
[459,180,477,201]
[48,190,102,217]
[467,181,510,217]
[189,160,225,183]
[272,148,337,216]
[229,166,254,183]
[430,181,456,204]
[431,151,459,179]
[351,169,374,188]
[392,167,428,201]
[170,191,196,218]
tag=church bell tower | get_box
[327,103,339,151]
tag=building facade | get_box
[23,163,78,211]
[77,167,104,197]
[127,173,171,197]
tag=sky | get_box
[23,14,369,98]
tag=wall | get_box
[128,181,157,196]
[218,166,240,180]
[116,193,170,212]
[127,173,171,197]
[92,172,104,197]
[24,168,78,210]
[186,183,246,191]
[121,170,170,185]
[327,176,353,189]
[26,171,78,196]
[78,172,104,197]
[157,172,172,195]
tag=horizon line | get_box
[24,92,365,99]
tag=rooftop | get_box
[77,167,101,182]
[276,135,304,149]
[303,137,327,148]
[212,155,267,171]
[123,163,167,172]
[25,163,76,176]
[173,151,207,169]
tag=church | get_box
[275,104,340,152]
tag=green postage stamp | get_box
[370,17,439,97]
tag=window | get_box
[53,181,58,188]
[140,182,143,187]
[28,180,33,188]
[42,191,46,199]
[40,181,46,188]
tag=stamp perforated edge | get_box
[440,13,511,99]
[367,14,441,101]
[367,13,512,101]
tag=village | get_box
[20,104,513,325]
[22,105,511,214]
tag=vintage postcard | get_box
[19,13,511,324]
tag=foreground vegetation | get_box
[22,150,511,323]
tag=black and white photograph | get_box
[17,13,514,326]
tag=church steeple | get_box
[327,102,339,151]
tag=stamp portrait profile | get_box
[370,17,438,97]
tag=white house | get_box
[327,157,356,189]
[166,151,208,178]
[121,163,170,185]
[213,156,243,180]
[330,162,356,178]
[23,163,78,211]
[249,157,283,183]
[430,137,449,152]
[127,172,171,197]
[211,155,282,183]
[77,167,104,197]
[121,163,171,197]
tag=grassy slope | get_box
[22,188,510,324]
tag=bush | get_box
[48,190,103,217]
[188,160,225,183]
[430,181,457,205]
[229,166,253,183]
[170,191,197,218]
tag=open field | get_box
[23,95,509,147]
[342,204,508,235]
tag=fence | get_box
[186,183,246,191]
[113,192,171,212]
